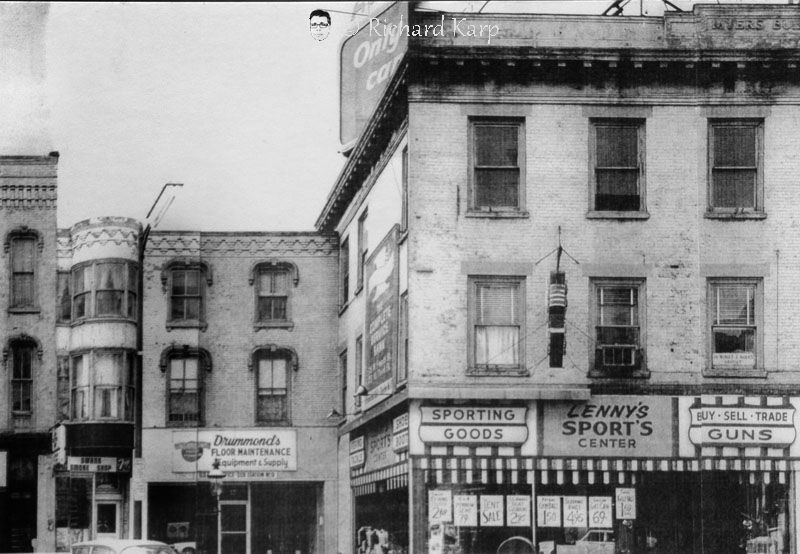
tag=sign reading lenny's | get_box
[419,406,528,444]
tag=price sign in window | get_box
[588,496,613,529]
[615,488,636,520]
[506,495,531,527]
[480,495,504,527]
[453,495,478,527]
[563,496,588,528]
[429,490,453,524]
[537,496,561,528]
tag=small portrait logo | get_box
[309,9,331,41]
[175,441,210,463]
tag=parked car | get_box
[169,541,196,554]
[550,529,615,554]
[71,539,174,554]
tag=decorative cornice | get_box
[159,345,213,373]
[248,261,299,286]
[248,345,299,372]
[146,233,338,257]
[70,227,139,253]
[0,185,57,209]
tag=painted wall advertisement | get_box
[364,226,400,410]
[678,396,800,456]
[172,429,296,476]
[340,2,408,144]
[542,396,673,457]
[418,405,528,445]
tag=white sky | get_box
[34,0,787,231]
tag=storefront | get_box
[409,396,799,554]
[138,427,337,554]
[351,410,410,554]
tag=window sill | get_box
[71,316,136,326]
[166,320,208,331]
[166,421,204,428]
[465,210,530,219]
[354,284,364,296]
[338,300,349,316]
[703,368,767,378]
[704,211,767,220]
[588,369,651,379]
[467,368,530,377]
[7,307,40,314]
[255,420,291,427]
[254,320,295,331]
[586,211,650,220]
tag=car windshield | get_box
[120,547,173,554]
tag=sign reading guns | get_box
[419,406,528,444]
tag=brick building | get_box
[324,3,800,554]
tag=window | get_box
[357,210,368,291]
[468,277,525,374]
[401,145,409,232]
[57,272,71,323]
[590,119,645,212]
[591,280,646,376]
[70,350,135,421]
[398,292,408,383]
[10,236,36,309]
[340,238,350,306]
[255,352,289,424]
[469,118,525,212]
[71,260,138,321]
[163,260,212,329]
[355,335,363,410]
[168,357,202,425]
[257,268,288,322]
[10,340,35,414]
[708,119,763,212]
[708,279,761,374]
[339,349,348,413]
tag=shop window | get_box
[590,119,645,213]
[254,348,293,425]
[70,350,135,421]
[469,118,525,213]
[9,339,35,415]
[162,260,212,330]
[340,237,350,306]
[708,119,764,214]
[71,260,138,321]
[357,210,368,291]
[468,276,525,375]
[250,262,298,329]
[590,280,646,377]
[707,278,762,375]
[9,234,37,310]
[57,272,71,323]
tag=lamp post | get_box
[208,458,225,501]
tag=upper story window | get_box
[355,335,363,411]
[590,119,645,213]
[340,237,350,306]
[252,347,296,425]
[707,278,762,376]
[357,210,368,291]
[468,276,525,375]
[57,272,71,323]
[708,119,764,214]
[161,346,212,426]
[250,262,298,329]
[70,350,135,422]
[5,229,42,312]
[9,339,37,415]
[161,260,212,330]
[591,280,646,377]
[71,260,138,321]
[398,292,408,383]
[469,118,525,213]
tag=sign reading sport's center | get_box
[340,2,408,144]
[172,429,296,474]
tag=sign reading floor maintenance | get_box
[172,429,296,473]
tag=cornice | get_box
[146,233,338,257]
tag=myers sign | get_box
[419,406,528,445]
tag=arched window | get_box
[250,346,296,425]
[250,262,298,329]
[161,346,212,426]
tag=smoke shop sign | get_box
[542,396,672,457]
[419,406,528,444]
[687,398,796,448]
[172,429,296,474]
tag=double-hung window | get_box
[170,269,202,321]
[257,268,288,323]
[469,277,525,374]
[168,356,202,425]
[470,119,525,212]
[10,235,36,309]
[592,280,645,376]
[708,279,761,374]
[256,352,289,425]
[10,340,35,415]
[70,350,135,421]
[357,211,368,291]
[590,119,645,213]
[340,238,350,306]
[708,119,763,213]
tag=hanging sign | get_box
[588,497,613,528]
[563,496,588,528]
[480,495,504,527]
[506,495,531,527]
[453,495,478,527]
[537,496,561,528]
[615,488,636,520]
[429,490,452,524]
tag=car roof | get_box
[72,540,169,547]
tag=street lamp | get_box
[208,458,225,500]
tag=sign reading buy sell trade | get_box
[173,429,296,474]
[542,396,673,457]
[419,406,528,444]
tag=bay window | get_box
[71,260,138,321]
[70,350,135,421]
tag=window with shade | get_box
[468,277,525,374]
[708,119,763,213]
[708,279,761,374]
[470,119,525,212]
[10,235,36,310]
[70,350,135,421]
[255,352,290,425]
[71,260,138,321]
[591,280,646,377]
[168,356,203,426]
[10,340,35,415]
[591,119,645,212]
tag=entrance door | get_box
[219,501,249,554]
[95,501,121,539]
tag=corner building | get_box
[323,4,800,553]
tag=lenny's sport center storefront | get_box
[408,396,800,554]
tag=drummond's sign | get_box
[419,406,528,444]
[172,429,296,474]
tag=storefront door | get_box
[95,501,121,539]
[219,501,249,554]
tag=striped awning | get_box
[352,460,409,496]
[416,457,791,486]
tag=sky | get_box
[5,0,785,231]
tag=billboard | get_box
[363,225,400,409]
[340,2,408,144]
